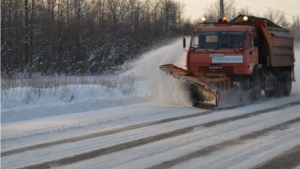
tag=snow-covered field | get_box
[1,39,300,169]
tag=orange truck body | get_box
[159,15,296,107]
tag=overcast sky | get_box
[182,0,300,22]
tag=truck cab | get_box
[188,25,258,76]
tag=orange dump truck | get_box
[160,15,296,107]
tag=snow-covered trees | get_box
[1,0,185,77]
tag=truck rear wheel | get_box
[264,90,275,98]
[248,72,262,101]
[279,71,292,96]
[265,71,292,98]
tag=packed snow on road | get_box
[1,40,300,169]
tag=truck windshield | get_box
[192,32,247,50]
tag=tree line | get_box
[1,0,299,78]
[1,0,187,77]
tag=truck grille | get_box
[199,66,234,74]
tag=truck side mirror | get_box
[254,37,259,47]
[183,38,186,48]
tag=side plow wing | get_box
[159,64,221,108]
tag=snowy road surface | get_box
[1,94,300,169]
[2,41,300,168]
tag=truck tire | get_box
[265,71,292,98]
[264,90,275,98]
[280,71,292,96]
[249,72,262,101]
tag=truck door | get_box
[249,34,259,68]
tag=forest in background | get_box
[1,0,300,78]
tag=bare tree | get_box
[263,8,289,29]
[290,15,300,43]
[202,0,237,22]
[24,0,32,77]
[236,6,252,16]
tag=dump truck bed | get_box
[230,15,295,67]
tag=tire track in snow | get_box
[1,109,214,157]
[19,101,300,169]
[251,144,300,169]
[1,106,187,140]
[3,94,280,142]
[147,118,300,169]
[2,98,295,157]
[1,99,253,157]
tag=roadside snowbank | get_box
[1,79,151,123]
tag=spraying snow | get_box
[124,38,193,107]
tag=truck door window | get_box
[193,36,199,47]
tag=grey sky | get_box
[182,0,300,22]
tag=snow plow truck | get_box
[159,15,296,107]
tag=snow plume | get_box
[123,38,193,107]
[292,43,300,94]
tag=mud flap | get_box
[159,64,219,107]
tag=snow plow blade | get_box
[159,64,221,108]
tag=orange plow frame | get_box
[159,64,231,107]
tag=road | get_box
[1,94,300,169]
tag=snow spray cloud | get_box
[124,38,193,106]
[292,43,300,94]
